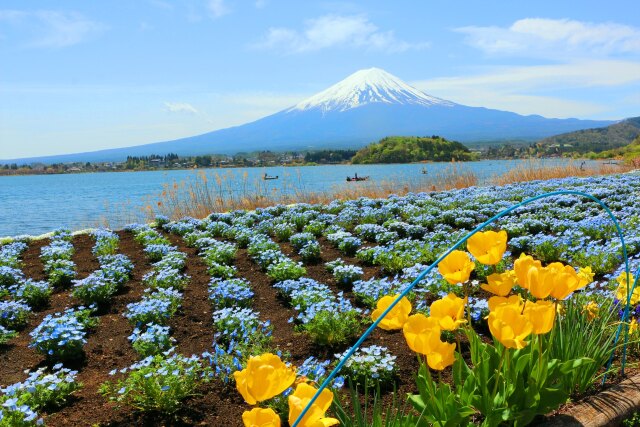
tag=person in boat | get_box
[354,172,358,180]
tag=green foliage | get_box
[549,295,618,395]
[538,117,640,155]
[100,353,211,414]
[351,136,477,164]
[450,330,592,426]
[266,260,306,282]
[299,309,363,348]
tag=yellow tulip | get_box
[523,300,555,334]
[467,230,508,265]
[402,313,442,355]
[426,340,456,371]
[371,295,412,330]
[488,304,532,349]
[429,293,467,331]
[577,267,595,289]
[547,263,581,300]
[481,271,515,297]
[616,272,639,304]
[438,250,475,285]
[526,264,555,299]
[487,294,523,312]
[583,301,599,321]
[234,353,296,405]
[513,253,541,289]
[243,408,281,427]
[630,318,639,336]
[288,383,339,427]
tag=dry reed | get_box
[108,160,633,226]
[489,159,632,186]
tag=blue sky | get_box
[1,0,639,159]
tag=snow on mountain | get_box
[288,67,453,113]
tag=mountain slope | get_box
[3,68,616,164]
[537,116,640,153]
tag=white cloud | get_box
[254,14,429,54]
[164,102,199,114]
[457,18,640,57]
[208,0,230,19]
[412,60,640,118]
[0,9,106,48]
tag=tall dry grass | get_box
[134,163,477,222]
[489,159,632,186]
[115,159,632,225]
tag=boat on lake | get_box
[346,173,369,182]
[263,174,279,180]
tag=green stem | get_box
[492,346,507,397]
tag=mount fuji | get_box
[8,68,614,163]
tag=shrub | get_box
[143,268,190,290]
[128,324,176,357]
[100,353,211,414]
[208,278,254,309]
[0,300,32,330]
[289,232,316,251]
[300,306,363,348]
[1,364,81,412]
[72,273,119,306]
[338,237,362,256]
[0,325,18,345]
[266,260,306,282]
[332,264,364,287]
[335,345,397,388]
[299,241,322,263]
[29,307,96,361]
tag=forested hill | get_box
[537,116,640,154]
[351,136,477,164]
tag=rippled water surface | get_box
[0,159,594,236]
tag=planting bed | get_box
[3,172,640,426]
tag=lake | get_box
[0,159,596,237]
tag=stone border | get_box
[541,373,640,426]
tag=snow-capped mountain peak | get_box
[288,67,453,113]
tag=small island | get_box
[351,135,479,164]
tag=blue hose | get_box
[292,190,631,427]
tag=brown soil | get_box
[0,230,622,426]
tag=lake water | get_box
[0,159,596,237]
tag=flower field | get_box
[2,172,640,426]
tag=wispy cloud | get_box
[412,60,640,118]
[253,14,429,54]
[164,102,199,114]
[207,0,230,19]
[457,18,640,57]
[0,9,106,48]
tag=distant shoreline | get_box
[0,156,614,178]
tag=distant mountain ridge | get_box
[537,116,640,153]
[2,68,616,164]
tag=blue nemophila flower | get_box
[9,279,52,310]
[208,278,254,309]
[128,323,176,357]
[335,345,397,388]
[0,300,32,330]
[0,266,25,287]
[29,307,93,361]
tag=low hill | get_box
[593,135,640,160]
[537,116,640,154]
[351,136,477,164]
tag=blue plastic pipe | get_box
[292,190,631,427]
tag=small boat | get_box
[263,174,279,180]
[421,167,427,174]
[346,175,369,182]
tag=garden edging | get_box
[542,373,640,426]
